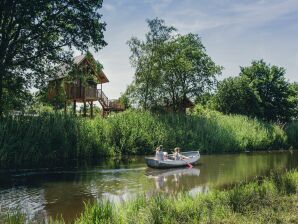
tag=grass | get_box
[0,109,296,168]
[285,121,298,149]
[4,169,298,224]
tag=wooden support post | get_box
[64,101,67,114]
[83,100,87,117]
[90,101,93,118]
[73,100,76,115]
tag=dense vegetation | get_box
[0,110,296,168]
[212,60,296,122]
[0,0,106,115]
[4,169,298,223]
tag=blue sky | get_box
[87,0,298,99]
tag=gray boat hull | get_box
[145,151,200,169]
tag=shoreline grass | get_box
[0,110,297,168]
[4,169,298,223]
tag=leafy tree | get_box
[2,78,33,113]
[0,0,107,115]
[160,33,222,112]
[195,92,214,106]
[213,60,294,122]
[288,82,298,120]
[240,60,293,122]
[127,18,176,109]
[127,18,222,112]
[213,76,260,117]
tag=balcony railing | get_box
[64,84,125,111]
[66,85,97,100]
[109,99,125,111]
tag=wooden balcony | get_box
[66,85,97,100]
[64,84,125,112]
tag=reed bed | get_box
[0,110,295,168]
[285,121,298,149]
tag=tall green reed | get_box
[0,110,294,168]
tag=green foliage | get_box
[104,110,166,155]
[2,210,26,224]
[127,18,222,111]
[0,110,295,168]
[75,202,118,224]
[212,60,296,122]
[288,82,298,120]
[189,105,287,152]
[0,0,107,115]
[285,122,298,149]
[0,114,109,168]
[213,76,260,117]
[240,60,294,122]
[2,77,33,114]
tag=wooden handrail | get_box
[97,89,125,111]
[97,89,109,107]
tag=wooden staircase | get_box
[97,89,125,116]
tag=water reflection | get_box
[146,168,201,193]
[0,150,297,223]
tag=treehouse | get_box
[48,54,125,117]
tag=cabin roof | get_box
[49,55,109,83]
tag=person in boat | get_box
[155,145,164,161]
[173,147,189,160]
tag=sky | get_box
[85,0,298,99]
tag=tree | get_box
[127,18,222,112]
[127,18,176,110]
[0,0,107,115]
[160,33,222,112]
[288,82,298,120]
[213,76,260,117]
[240,60,293,122]
[213,60,294,122]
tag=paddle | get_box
[184,159,193,169]
[181,155,193,168]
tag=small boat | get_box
[145,151,200,169]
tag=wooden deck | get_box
[65,85,125,112]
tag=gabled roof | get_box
[49,55,109,83]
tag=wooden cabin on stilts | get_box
[48,54,125,117]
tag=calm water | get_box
[0,150,298,222]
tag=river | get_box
[0,150,297,222]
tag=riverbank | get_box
[0,110,297,168]
[3,169,298,223]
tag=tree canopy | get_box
[213,60,295,122]
[213,76,260,117]
[0,0,107,115]
[125,18,222,112]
